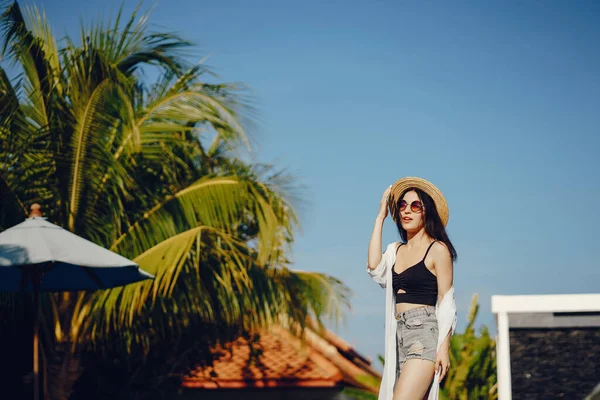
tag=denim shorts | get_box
[395,305,439,379]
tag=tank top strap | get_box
[422,240,438,261]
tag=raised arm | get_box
[367,186,392,270]
[366,186,393,287]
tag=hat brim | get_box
[388,177,449,227]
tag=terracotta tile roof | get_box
[182,325,381,393]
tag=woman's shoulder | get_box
[430,240,451,259]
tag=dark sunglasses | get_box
[399,199,423,213]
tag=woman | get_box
[367,177,458,400]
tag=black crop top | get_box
[392,241,438,306]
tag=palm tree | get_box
[0,2,350,398]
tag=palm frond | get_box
[79,2,191,76]
[0,66,55,226]
[110,176,279,263]
[84,227,246,333]
[22,4,61,92]
[65,78,121,233]
[139,88,247,146]
[0,1,55,129]
[288,269,352,326]
[83,227,350,357]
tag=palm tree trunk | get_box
[45,342,82,400]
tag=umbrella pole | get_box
[33,288,40,400]
[30,268,43,400]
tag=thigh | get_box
[393,358,435,400]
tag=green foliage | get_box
[440,294,498,400]
[341,387,378,400]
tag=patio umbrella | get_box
[0,204,154,400]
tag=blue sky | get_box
[13,0,600,367]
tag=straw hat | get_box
[388,177,449,226]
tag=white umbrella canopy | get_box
[0,211,153,291]
[0,204,153,400]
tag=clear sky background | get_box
[13,0,600,367]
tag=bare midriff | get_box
[395,301,433,314]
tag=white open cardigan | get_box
[367,242,458,400]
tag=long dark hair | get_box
[394,187,458,261]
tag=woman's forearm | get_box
[367,216,385,270]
